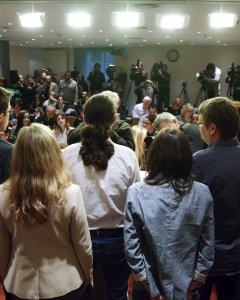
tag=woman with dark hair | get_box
[10,110,31,142]
[63,94,140,300]
[124,128,214,300]
[0,123,92,300]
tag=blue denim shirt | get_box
[193,139,240,276]
[124,181,214,299]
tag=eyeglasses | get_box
[0,109,13,115]
[196,122,207,127]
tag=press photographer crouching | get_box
[196,63,221,99]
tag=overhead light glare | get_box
[156,14,190,29]
[19,12,45,28]
[111,12,144,28]
[208,13,238,28]
[67,12,92,27]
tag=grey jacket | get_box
[124,181,214,299]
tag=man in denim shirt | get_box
[193,97,240,300]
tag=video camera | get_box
[196,70,209,82]
[152,61,164,72]
[106,64,116,80]
[130,59,141,74]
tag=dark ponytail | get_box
[79,94,115,170]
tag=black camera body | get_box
[196,70,209,81]
[106,64,116,79]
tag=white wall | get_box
[10,44,240,114]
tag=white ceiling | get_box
[1,0,240,49]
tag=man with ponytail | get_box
[63,93,140,300]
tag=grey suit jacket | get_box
[0,183,93,299]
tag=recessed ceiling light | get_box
[51,29,54,33]
[217,40,220,43]
[91,41,94,44]
[69,38,72,41]
[40,34,43,37]
[148,30,152,33]
[2,29,6,32]
[209,13,238,28]
[82,35,85,38]
[156,14,190,29]
[67,12,93,27]
[166,35,170,38]
[197,31,201,34]
[208,36,212,39]
[111,12,145,28]
[32,38,35,41]
[157,42,161,45]
[180,39,183,42]
[58,41,61,44]
[109,44,113,47]
[50,43,53,46]
[8,23,12,26]
[99,30,103,32]
[25,41,29,44]
[124,35,128,38]
[19,12,45,28]
[143,39,146,42]
[139,44,143,47]
[105,38,109,42]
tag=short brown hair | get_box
[199,97,239,140]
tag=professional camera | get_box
[182,81,188,88]
[106,64,116,80]
[152,61,164,72]
[130,59,141,74]
[196,70,209,82]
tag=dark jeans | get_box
[90,229,130,300]
[198,273,240,300]
[4,286,87,300]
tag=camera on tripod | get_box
[196,70,209,82]
[130,59,141,74]
[106,64,116,80]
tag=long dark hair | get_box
[79,94,115,170]
[15,110,30,137]
[145,128,194,196]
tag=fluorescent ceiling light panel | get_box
[156,14,190,29]
[19,12,45,28]
[111,12,144,28]
[67,12,92,27]
[208,13,238,28]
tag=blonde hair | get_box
[6,123,72,225]
[132,125,147,170]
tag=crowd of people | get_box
[0,62,240,300]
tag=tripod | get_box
[226,80,234,99]
[120,80,134,120]
[194,86,208,107]
[178,82,189,104]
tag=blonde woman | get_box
[132,125,147,170]
[0,123,92,300]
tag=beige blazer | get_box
[0,183,93,299]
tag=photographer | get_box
[151,63,171,112]
[135,79,158,104]
[226,64,240,100]
[87,63,105,95]
[130,61,147,103]
[197,63,221,98]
